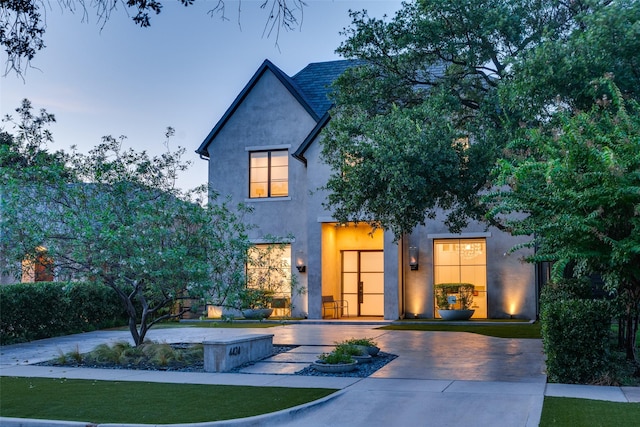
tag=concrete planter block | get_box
[203,334,274,372]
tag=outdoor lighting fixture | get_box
[409,246,419,270]
[295,250,306,273]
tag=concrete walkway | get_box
[1,324,638,426]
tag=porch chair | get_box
[270,297,291,317]
[322,295,349,319]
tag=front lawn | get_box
[379,321,542,339]
[540,397,640,426]
[153,320,281,328]
[0,376,335,424]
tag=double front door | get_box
[341,250,384,316]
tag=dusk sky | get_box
[1,1,403,190]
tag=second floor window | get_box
[249,150,288,198]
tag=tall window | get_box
[434,238,487,317]
[249,150,288,198]
[246,244,292,297]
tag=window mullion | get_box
[267,152,272,197]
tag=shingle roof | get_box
[292,59,361,117]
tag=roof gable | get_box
[196,59,320,157]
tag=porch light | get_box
[295,250,306,273]
[409,246,419,270]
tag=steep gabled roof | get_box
[196,59,320,158]
[196,59,362,159]
[291,59,362,118]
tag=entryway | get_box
[342,250,384,316]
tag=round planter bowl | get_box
[312,360,357,373]
[354,345,380,356]
[241,308,274,320]
[438,309,475,321]
[352,354,372,364]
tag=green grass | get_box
[610,323,640,344]
[0,376,335,424]
[540,397,640,426]
[130,321,283,329]
[379,321,542,339]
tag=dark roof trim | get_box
[196,59,320,158]
[292,111,331,165]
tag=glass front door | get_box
[342,250,384,316]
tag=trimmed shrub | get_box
[65,282,128,330]
[0,281,127,345]
[540,280,612,383]
[540,277,594,302]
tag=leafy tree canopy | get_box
[1,0,305,75]
[322,0,640,238]
[487,79,640,360]
[0,100,293,345]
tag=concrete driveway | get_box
[1,323,552,426]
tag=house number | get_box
[229,346,241,356]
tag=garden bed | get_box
[37,342,397,377]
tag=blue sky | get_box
[1,1,403,190]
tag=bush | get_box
[334,343,366,356]
[344,337,378,347]
[540,280,612,383]
[65,282,128,330]
[434,283,475,310]
[540,277,594,302]
[0,281,127,345]
[317,350,354,364]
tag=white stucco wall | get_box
[204,65,538,320]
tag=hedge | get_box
[540,278,612,384]
[0,281,127,345]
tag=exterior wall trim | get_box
[427,232,492,239]
[317,216,337,223]
[244,197,292,203]
[245,144,292,151]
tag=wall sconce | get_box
[295,250,306,273]
[409,246,419,270]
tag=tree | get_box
[0,101,263,345]
[1,0,306,75]
[321,0,640,238]
[0,99,66,179]
[1,129,206,344]
[487,79,640,362]
[2,100,300,345]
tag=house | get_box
[196,59,543,320]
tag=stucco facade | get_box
[197,59,540,320]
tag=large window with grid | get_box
[433,238,487,317]
[249,150,288,198]
[246,244,292,315]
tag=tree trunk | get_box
[107,280,143,346]
[625,314,639,364]
[618,318,625,349]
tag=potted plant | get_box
[344,337,380,356]
[335,342,372,364]
[312,349,357,373]
[239,288,275,320]
[434,283,475,320]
